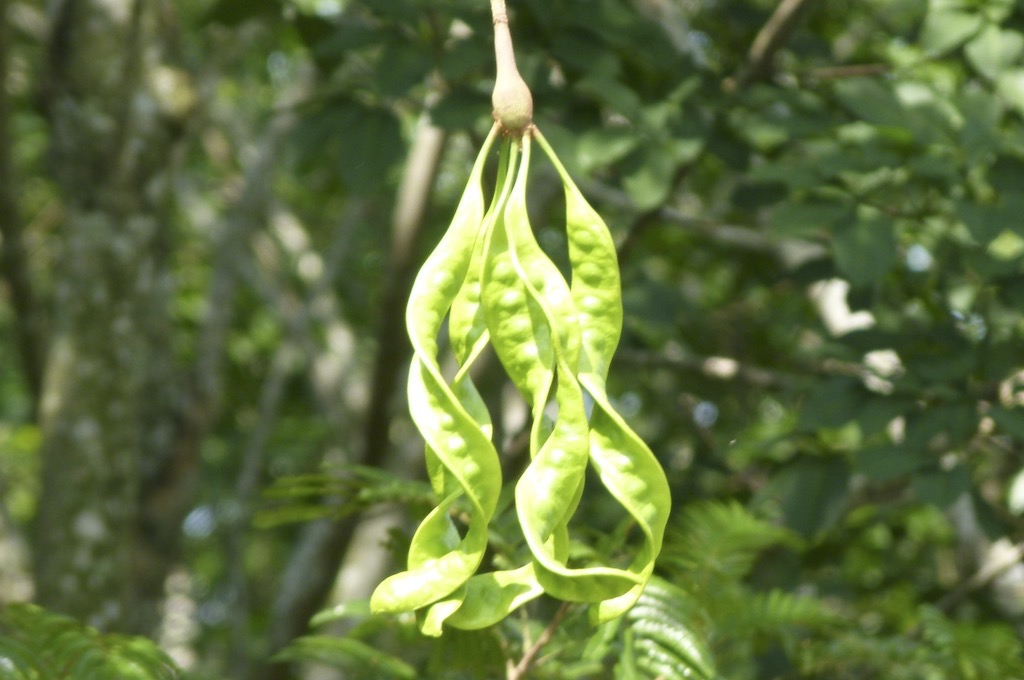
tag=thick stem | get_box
[490,0,532,133]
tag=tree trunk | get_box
[0,0,44,413]
[33,0,188,633]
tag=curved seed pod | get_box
[533,129,621,383]
[436,564,544,631]
[448,141,512,369]
[421,141,530,632]
[370,125,503,621]
[480,145,554,457]
[535,128,671,623]
[433,142,513,506]
[438,137,585,629]
[503,136,640,603]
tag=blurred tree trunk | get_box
[0,0,44,413]
[32,0,191,633]
[257,106,447,680]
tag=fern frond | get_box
[616,577,717,680]
[715,587,838,648]
[917,605,1024,679]
[256,464,433,528]
[0,604,181,680]
[658,501,800,592]
[797,614,1024,680]
[0,630,53,678]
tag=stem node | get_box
[490,0,533,134]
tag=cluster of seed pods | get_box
[370,122,671,635]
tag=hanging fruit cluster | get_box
[370,1,670,636]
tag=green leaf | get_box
[730,108,790,152]
[775,458,850,539]
[576,128,639,173]
[275,636,417,679]
[730,181,788,210]
[431,88,491,131]
[377,39,433,99]
[911,466,972,508]
[771,200,853,238]
[1007,467,1024,515]
[900,328,975,383]
[981,0,1016,24]
[918,4,983,55]
[855,395,914,437]
[293,13,338,66]
[958,85,1003,162]
[965,23,1024,80]
[799,378,869,431]
[310,600,373,627]
[438,37,490,84]
[996,69,1024,115]
[292,100,404,193]
[332,104,404,193]
[253,503,335,528]
[989,405,1024,440]
[256,466,433,529]
[855,445,931,482]
[832,214,898,286]
[310,17,384,64]
[903,402,978,451]
[552,28,620,74]
[575,73,643,118]
[834,78,907,130]
[990,229,1024,261]
[622,145,677,211]
[955,199,1014,244]
[426,628,506,678]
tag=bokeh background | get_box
[4,0,1024,678]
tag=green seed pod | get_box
[373,122,670,635]
[488,137,637,604]
[536,128,670,622]
[370,124,503,619]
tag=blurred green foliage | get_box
[4,0,1024,677]
[0,605,182,679]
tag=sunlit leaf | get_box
[965,23,1024,80]
[919,4,983,55]
[996,69,1024,115]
